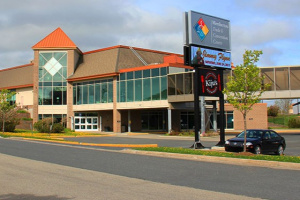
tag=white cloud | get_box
[0,0,300,69]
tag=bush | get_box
[17,110,28,113]
[51,123,64,133]
[0,118,20,132]
[268,105,280,117]
[34,118,65,133]
[0,119,20,132]
[287,118,300,128]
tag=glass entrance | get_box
[74,113,98,131]
[141,111,165,131]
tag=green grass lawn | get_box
[134,147,300,163]
[268,114,299,127]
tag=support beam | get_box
[192,66,204,149]
[201,96,205,135]
[168,108,172,133]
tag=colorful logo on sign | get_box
[200,71,222,96]
[194,18,209,41]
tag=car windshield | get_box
[236,130,263,139]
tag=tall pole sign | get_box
[183,10,231,148]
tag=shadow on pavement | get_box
[0,194,72,200]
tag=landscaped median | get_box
[0,132,158,148]
[132,147,300,163]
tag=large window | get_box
[118,67,168,102]
[73,79,113,105]
[168,72,194,96]
[38,52,67,105]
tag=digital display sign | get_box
[190,46,231,69]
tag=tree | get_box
[0,89,17,133]
[275,99,292,114]
[223,50,269,152]
[268,105,280,117]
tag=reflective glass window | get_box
[95,84,100,103]
[127,80,134,102]
[108,81,113,103]
[161,76,167,100]
[82,85,88,104]
[161,67,167,76]
[290,67,300,90]
[168,75,176,95]
[127,72,133,80]
[135,71,142,79]
[143,69,150,78]
[261,68,274,91]
[53,87,62,105]
[152,77,160,100]
[275,68,289,90]
[143,78,151,101]
[89,84,94,104]
[120,73,126,81]
[184,73,193,94]
[120,81,126,102]
[135,79,142,101]
[151,68,159,77]
[101,82,108,103]
[176,74,184,95]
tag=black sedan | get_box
[225,129,286,155]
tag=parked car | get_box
[225,129,286,155]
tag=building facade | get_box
[0,28,268,132]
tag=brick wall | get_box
[228,103,268,130]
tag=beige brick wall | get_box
[227,103,268,130]
[113,77,121,132]
[32,50,39,124]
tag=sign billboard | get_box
[199,69,223,97]
[184,10,231,51]
[190,46,231,69]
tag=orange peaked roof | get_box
[32,27,77,49]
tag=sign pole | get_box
[216,92,225,146]
[192,66,204,149]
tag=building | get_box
[0,28,268,132]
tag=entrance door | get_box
[141,111,165,131]
[74,116,98,131]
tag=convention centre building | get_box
[0,28,268,133]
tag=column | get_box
[168,108,172,133]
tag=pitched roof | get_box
[68,45,183,81]
[32,27,77,49]
[0,63,33,89]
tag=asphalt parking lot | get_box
[66,132,300,156]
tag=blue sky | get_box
[0,0,300,70]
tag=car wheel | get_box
[254,145,261,154]
[276,145,284,156]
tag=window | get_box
[38,52,67,105]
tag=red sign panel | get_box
[199,69,223,97]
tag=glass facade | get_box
[38,114,67,127]
[118,67,168,102]
[73,79,113,105]
[180,112,195,130]
[168,72,193,96]
[141,111,166,130]
[38,52,67,105]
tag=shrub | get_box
[17,109,28,113]
[21,117,33,121]
[268,105,280,117]
[287,118,300,128]
[0,119,20,132]
[34,118,65,133]
[51,123,64,133]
